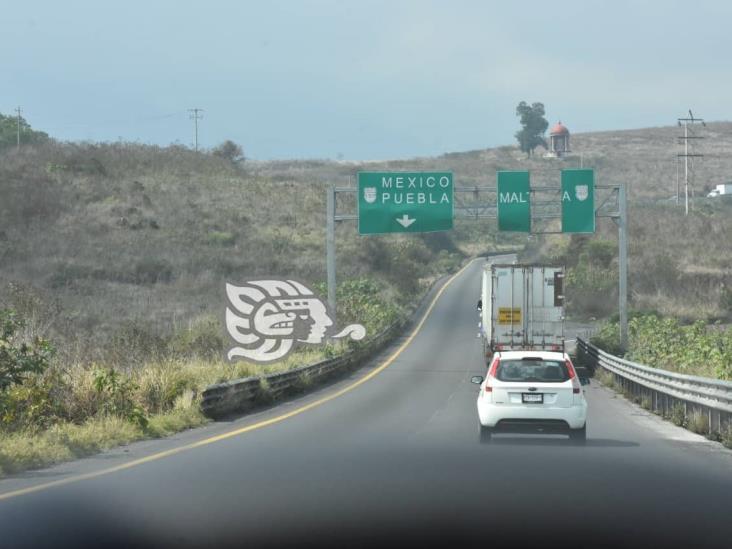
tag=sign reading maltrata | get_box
[357,172,454,235]
[497,171,531,232]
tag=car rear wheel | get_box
[480,425,493,443]
[569,424,586,444]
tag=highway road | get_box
[1,257,731,549]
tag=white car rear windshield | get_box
[496,359,570,383]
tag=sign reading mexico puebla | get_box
[357,171,453,235]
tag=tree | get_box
[514,101,548,158]
[212,140,244,163]
[0,113,49,151]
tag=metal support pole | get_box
[618,183,628,351]
[326,186,336,324]
[684,121,689,216]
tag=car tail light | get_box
[566,359,581,394]
[488,357,500,377]
[484,356,500,392]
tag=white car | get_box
[471,350,588,442]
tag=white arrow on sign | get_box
[396,214,416,228]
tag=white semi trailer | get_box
[480,263,565,360]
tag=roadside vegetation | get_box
[0,280,403,477]
[590,314,732,448]
[590,315,732,380]
[3,114,732,473]
[0,119,518,476]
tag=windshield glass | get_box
[496,359,570,383]
[3,3,732,548]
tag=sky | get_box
[2,0,730,160]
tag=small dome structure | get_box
[549,121,570,157]
[550,122,569,136]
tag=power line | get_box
[188,108,204,152]
[677,109,705,216]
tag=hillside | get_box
[0,142,520,365]
[247,122,732,320]
[1,120,731,363]
[251,121,732,200]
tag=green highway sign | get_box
[561,169,595,233]
[497,171,531,232]
[357,172,453,235]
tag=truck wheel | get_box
[480,425,493,443]
[569,424,587,444]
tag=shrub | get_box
[92,367,148,427]
[668,403,687,428]
[133,258,174,284]
[169,316,224,360]
[0,370,66,431]
[108,321,169,366]
[314,278,403,334]
[586,240,616,268]
[0,309,55,392]
[207,231,236,247]
[212,140,244,163]
[134,361,196,415]
[590,321,623,356]
[565,263,617,318]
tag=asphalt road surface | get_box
[1,257,731,549]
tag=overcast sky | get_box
[2,0,730,160]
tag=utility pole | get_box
[188,108,203,152]
[618,183,628,351]
[326,186,336,327]
[677,110,705,215]
[14,106,22,150]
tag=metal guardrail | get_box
[200,292,427,418]
[577,337,732,434]
[201,264,462,418]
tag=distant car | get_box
[471,351,588,443]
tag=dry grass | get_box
[0,140,484,357]
[0,410,208,477]
[0,348,332,478]
[687,411,710,435]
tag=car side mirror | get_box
[579,377,591,386]
[471,375,484,385]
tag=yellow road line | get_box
[0,258,478,502]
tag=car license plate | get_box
[522,393,543,404]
